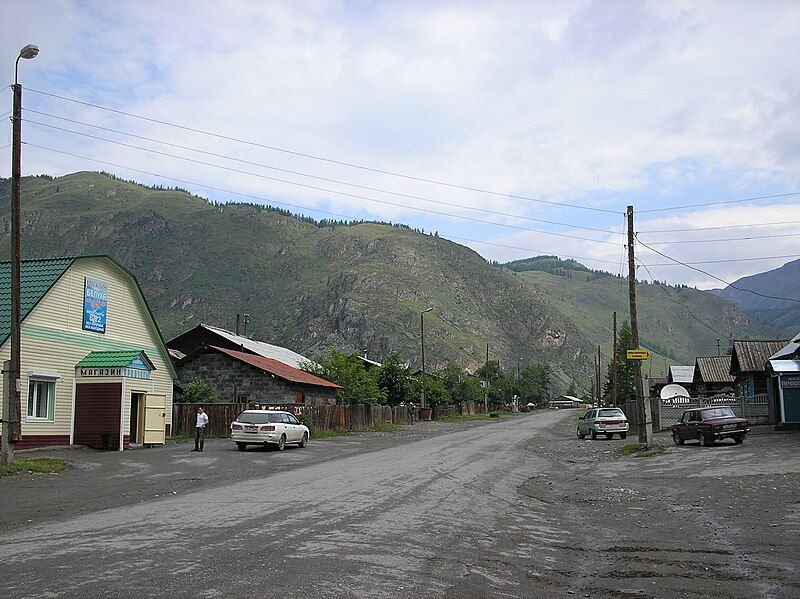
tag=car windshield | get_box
[598,409,624,418]
[236,412,284,424]
[701,407,735,420]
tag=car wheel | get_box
[672,432,684,446]
[577,427,586,439]
[698,433,708,447]
[236,442,247,451]
[299,432,308,448]
[277,435,286,451]
[620,433,627,440]
[604,433,613,439]
[733,435,744,445]
[591,430,597,440]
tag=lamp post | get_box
[420,308,432,409]
[2,44,39,466]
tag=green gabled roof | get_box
[0,258,75,345]
[76,350,154,369]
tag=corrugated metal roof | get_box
[201,324,315,369]
[211,346,340,388]
[731,340,789,374]
[694,356,735,384]
[769,339,800,361]
[76,350,154,369]
[668,365,694,384]
[0,258,74,346]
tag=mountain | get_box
[710,259,800,338]
[0,172,777,389]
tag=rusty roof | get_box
[210,346,340,389]
[730,340,789,374]
[694,356,735,384]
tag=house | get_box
[729,339,789,397]
[692,356,735,398]
[549,395,589,409]
[168,323,315,369]
[668,365,694,386]
[353,353,382,371]
[0,256,176,451]
[173,345,339,405]
[766,333,800,429]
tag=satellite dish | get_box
[661,384,690,399]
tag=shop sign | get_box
[83,277,108,333]
[78,367,151,379]
[781,375,800,389]
[626,349,650,360]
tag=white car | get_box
[577,407,629,440]
[230,410,309,451]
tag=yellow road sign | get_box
[626,349,650,360]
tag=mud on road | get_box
[0,411,797,598]
[520,413,800,598]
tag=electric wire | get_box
[640,232,800,244]
[638,219,800,233]
[26,87,623,215]
[23,126,621,245]
[636,191,800,213]
[444,235,621,265]
[22,110,620,234]
[635,257,730,339]
[635,235,800,303]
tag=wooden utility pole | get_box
[612,311,618,406]
[597,345,602,405]
[627,205,653,447]
[484,343,489,412]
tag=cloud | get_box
[2,0,800,286]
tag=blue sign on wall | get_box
[83,277,108,333]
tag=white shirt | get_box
[196,412,208,428]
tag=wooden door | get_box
[143,394,167,444]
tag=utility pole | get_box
[243,313,250,336]
[484,343,489,412]
[627,205,653,447]
[420,308,432,409]
[235,313,240,336]
[3,45,39,466]
[597,345,602,406]
[612,311,618,406]
[716,338,721,356]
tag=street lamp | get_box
[420,308,433,409]
[2,43,39,466]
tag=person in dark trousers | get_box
[192,406,208,452]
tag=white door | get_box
[143,394,167,444]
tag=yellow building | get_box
[0,256,176,450]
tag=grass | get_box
[619,443,666,458]
[434,411,518,423]
[0,457,69,477]
[167,433,190,444]
[312,421,405,439]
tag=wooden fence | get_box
[171,400,507,437]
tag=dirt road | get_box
[0,411,797,598]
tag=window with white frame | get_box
[27,379,55,421]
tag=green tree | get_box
[176,379,221,404]
[518,364,551,405]
[376,353,412,406]
[438,365,484,404]
[603,321,636,404]
[412,375,451,406]
[304,350,387,405]
[566,381,577,396]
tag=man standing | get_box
[193,406,209,452]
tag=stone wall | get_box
[176,351,337,405]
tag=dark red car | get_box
[671,407,749,447]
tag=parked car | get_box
[230,409,309,451]
[671,407,749,447]
[577,407,629,440]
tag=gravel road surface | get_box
[0,411,797,598]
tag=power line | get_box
[23,110,620,235]
[638,219,800,233]
[646,254,800,266]
[635,257,729,339]
[637,191,800,213]
[445,235,621,265]
[27,142,622,268]
[23,125,620,246]
[640,231,800,244]
[636,235,800,303]
[26,87,622,215]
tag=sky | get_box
[1,0,799,289]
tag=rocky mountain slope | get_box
[0,172,777,388]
